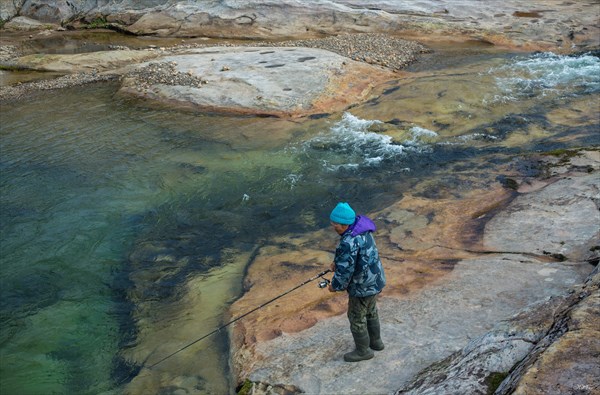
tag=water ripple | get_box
[487,52,600,103]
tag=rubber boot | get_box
[344,331,374,362]
[367,318,384,351]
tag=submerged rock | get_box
[2,15,59,31]
[6,49,160,72]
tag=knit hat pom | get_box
[330,202,356,225]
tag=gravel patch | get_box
[170,33,430,71]
[0,45,21,62]
[0,71,118,102]
[257,33,431,70]
[123,61,207,91]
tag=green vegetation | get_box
[87,17,109,29]
[237,379,254,395]
[485,371,509,394]
[542,148,583,162]
[543,148,581,157]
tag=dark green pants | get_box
[347,294,379,333]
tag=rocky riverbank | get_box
[0,71,117,101]
[2,0,599,51]
[0,0,600,106]
[1,1,598,394]
[396,265,599,395]
[0,33,428,113]
[230,150,599,395]
[2,0,599,108]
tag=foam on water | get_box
[303,113,437,171]
[487,52,600,103]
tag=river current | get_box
[0,36,598,394]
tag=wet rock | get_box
[393,151,600,395]
[7,49,159,72]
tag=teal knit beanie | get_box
[330,202,356,225]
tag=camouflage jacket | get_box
[331,215,386,297]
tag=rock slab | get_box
[396,266,599,395]
[119,46,396,117]
[229,151,599,394]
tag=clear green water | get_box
[1,45,598,394]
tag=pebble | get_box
[124,61,206,90]
[263,33,432,71]
[0,72,118,102]
[0,45,21,62]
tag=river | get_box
[0,34,598,394]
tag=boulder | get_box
[0,0,25,21]
[18,0,97,23]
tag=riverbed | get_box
[0,33,598,394]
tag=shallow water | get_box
[1,39,598,394]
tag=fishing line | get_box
[114,268,332,388]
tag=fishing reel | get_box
[318,278,331,289]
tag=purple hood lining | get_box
[347,215,377,237]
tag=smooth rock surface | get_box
[4,0,599,51]
[396,266,599,395]
[119,46,396,117]
[236,256,590,394]
[229,151,599,394]
[484,173,600,260]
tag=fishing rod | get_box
[144,268,332,370]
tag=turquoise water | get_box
[1,48,598,394]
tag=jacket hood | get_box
[348,215,376,236]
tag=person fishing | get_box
[327,202,386,362]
